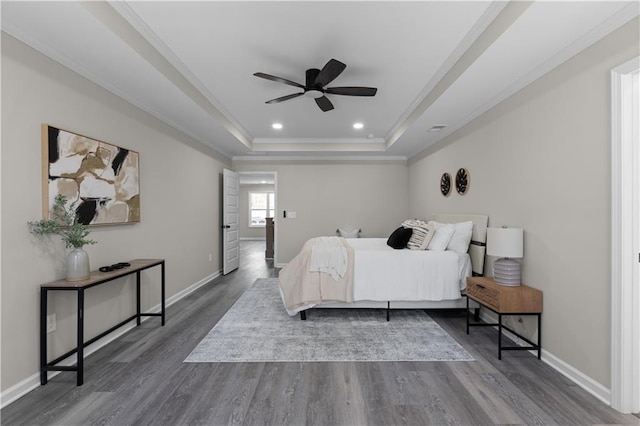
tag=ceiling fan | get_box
[253,59,377,112]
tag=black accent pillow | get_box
[386,226,413,249]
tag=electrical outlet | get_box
[506,316,521,331]
[46,313,56,333]
[208,253,213,262]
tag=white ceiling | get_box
[2,1,638,160]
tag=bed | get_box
[278,213,489,318]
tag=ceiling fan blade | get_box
[314,59,346,87]
[315,96,334,112]
[253,72,305,89]
[265,93,304,104]
[325,87,378,96]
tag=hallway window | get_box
[249,192,275,227]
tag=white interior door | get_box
[222,169,240,275]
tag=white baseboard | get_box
[540,348,611,405]
[475,308,611,406]
[240,237,266,241]
[166,270,221,306]
[0,270,221,409]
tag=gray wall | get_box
[233,161,409,264]
[407,18,639,388]
[1,34,230,392]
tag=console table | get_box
[40,259,165,386]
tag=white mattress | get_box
[346,238,471,302]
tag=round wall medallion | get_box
[440,173,451,196]
[456,168,470,195]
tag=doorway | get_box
[238,171,278,268]
[610,56,639,414]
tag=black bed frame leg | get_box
[300,310,306,321]
[386,301,390,322]
[473,307,480,322]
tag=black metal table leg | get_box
[77,289,84,386]
[136,271,141,326]
[40,289,48,385]
[498,313,502,360]
[161,261,165,326]
[466,296,469,334]
[537,313,542,359]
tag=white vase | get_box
[66,248,90,281]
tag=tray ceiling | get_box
[2,1,638,160]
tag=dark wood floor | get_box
[2,241,637,425]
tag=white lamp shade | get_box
[487,227,523,258]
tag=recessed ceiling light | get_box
[272,123,283,130]
[353,122,364,129]
[428,125,447,132]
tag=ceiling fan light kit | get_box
[304,90,324,99]
[254,58,377,112]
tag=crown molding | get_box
[232,155,407,163]
[85,1,252,149]
[385,0,511,149]
[408,1,640,161]
[251,143,387,153]
[2,25,236,161]
[253,137,386,145]
[107,1,252,145]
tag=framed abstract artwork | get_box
[42,124,140,225]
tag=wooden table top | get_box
[41,259,164,289]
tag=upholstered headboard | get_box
[432,213,489,276]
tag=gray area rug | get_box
[185,278,473,363]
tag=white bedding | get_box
[279,238,472,316]
[347,238,471,302]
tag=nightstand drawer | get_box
[466,281,500,310]
[466,277,542,314]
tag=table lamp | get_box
[487,227,524,286]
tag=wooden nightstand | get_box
[466,276,543,359]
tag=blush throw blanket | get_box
[278,237,354,315]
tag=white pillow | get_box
[338,228,359,238]
[427,222,455,251]
[447,221,474,254]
